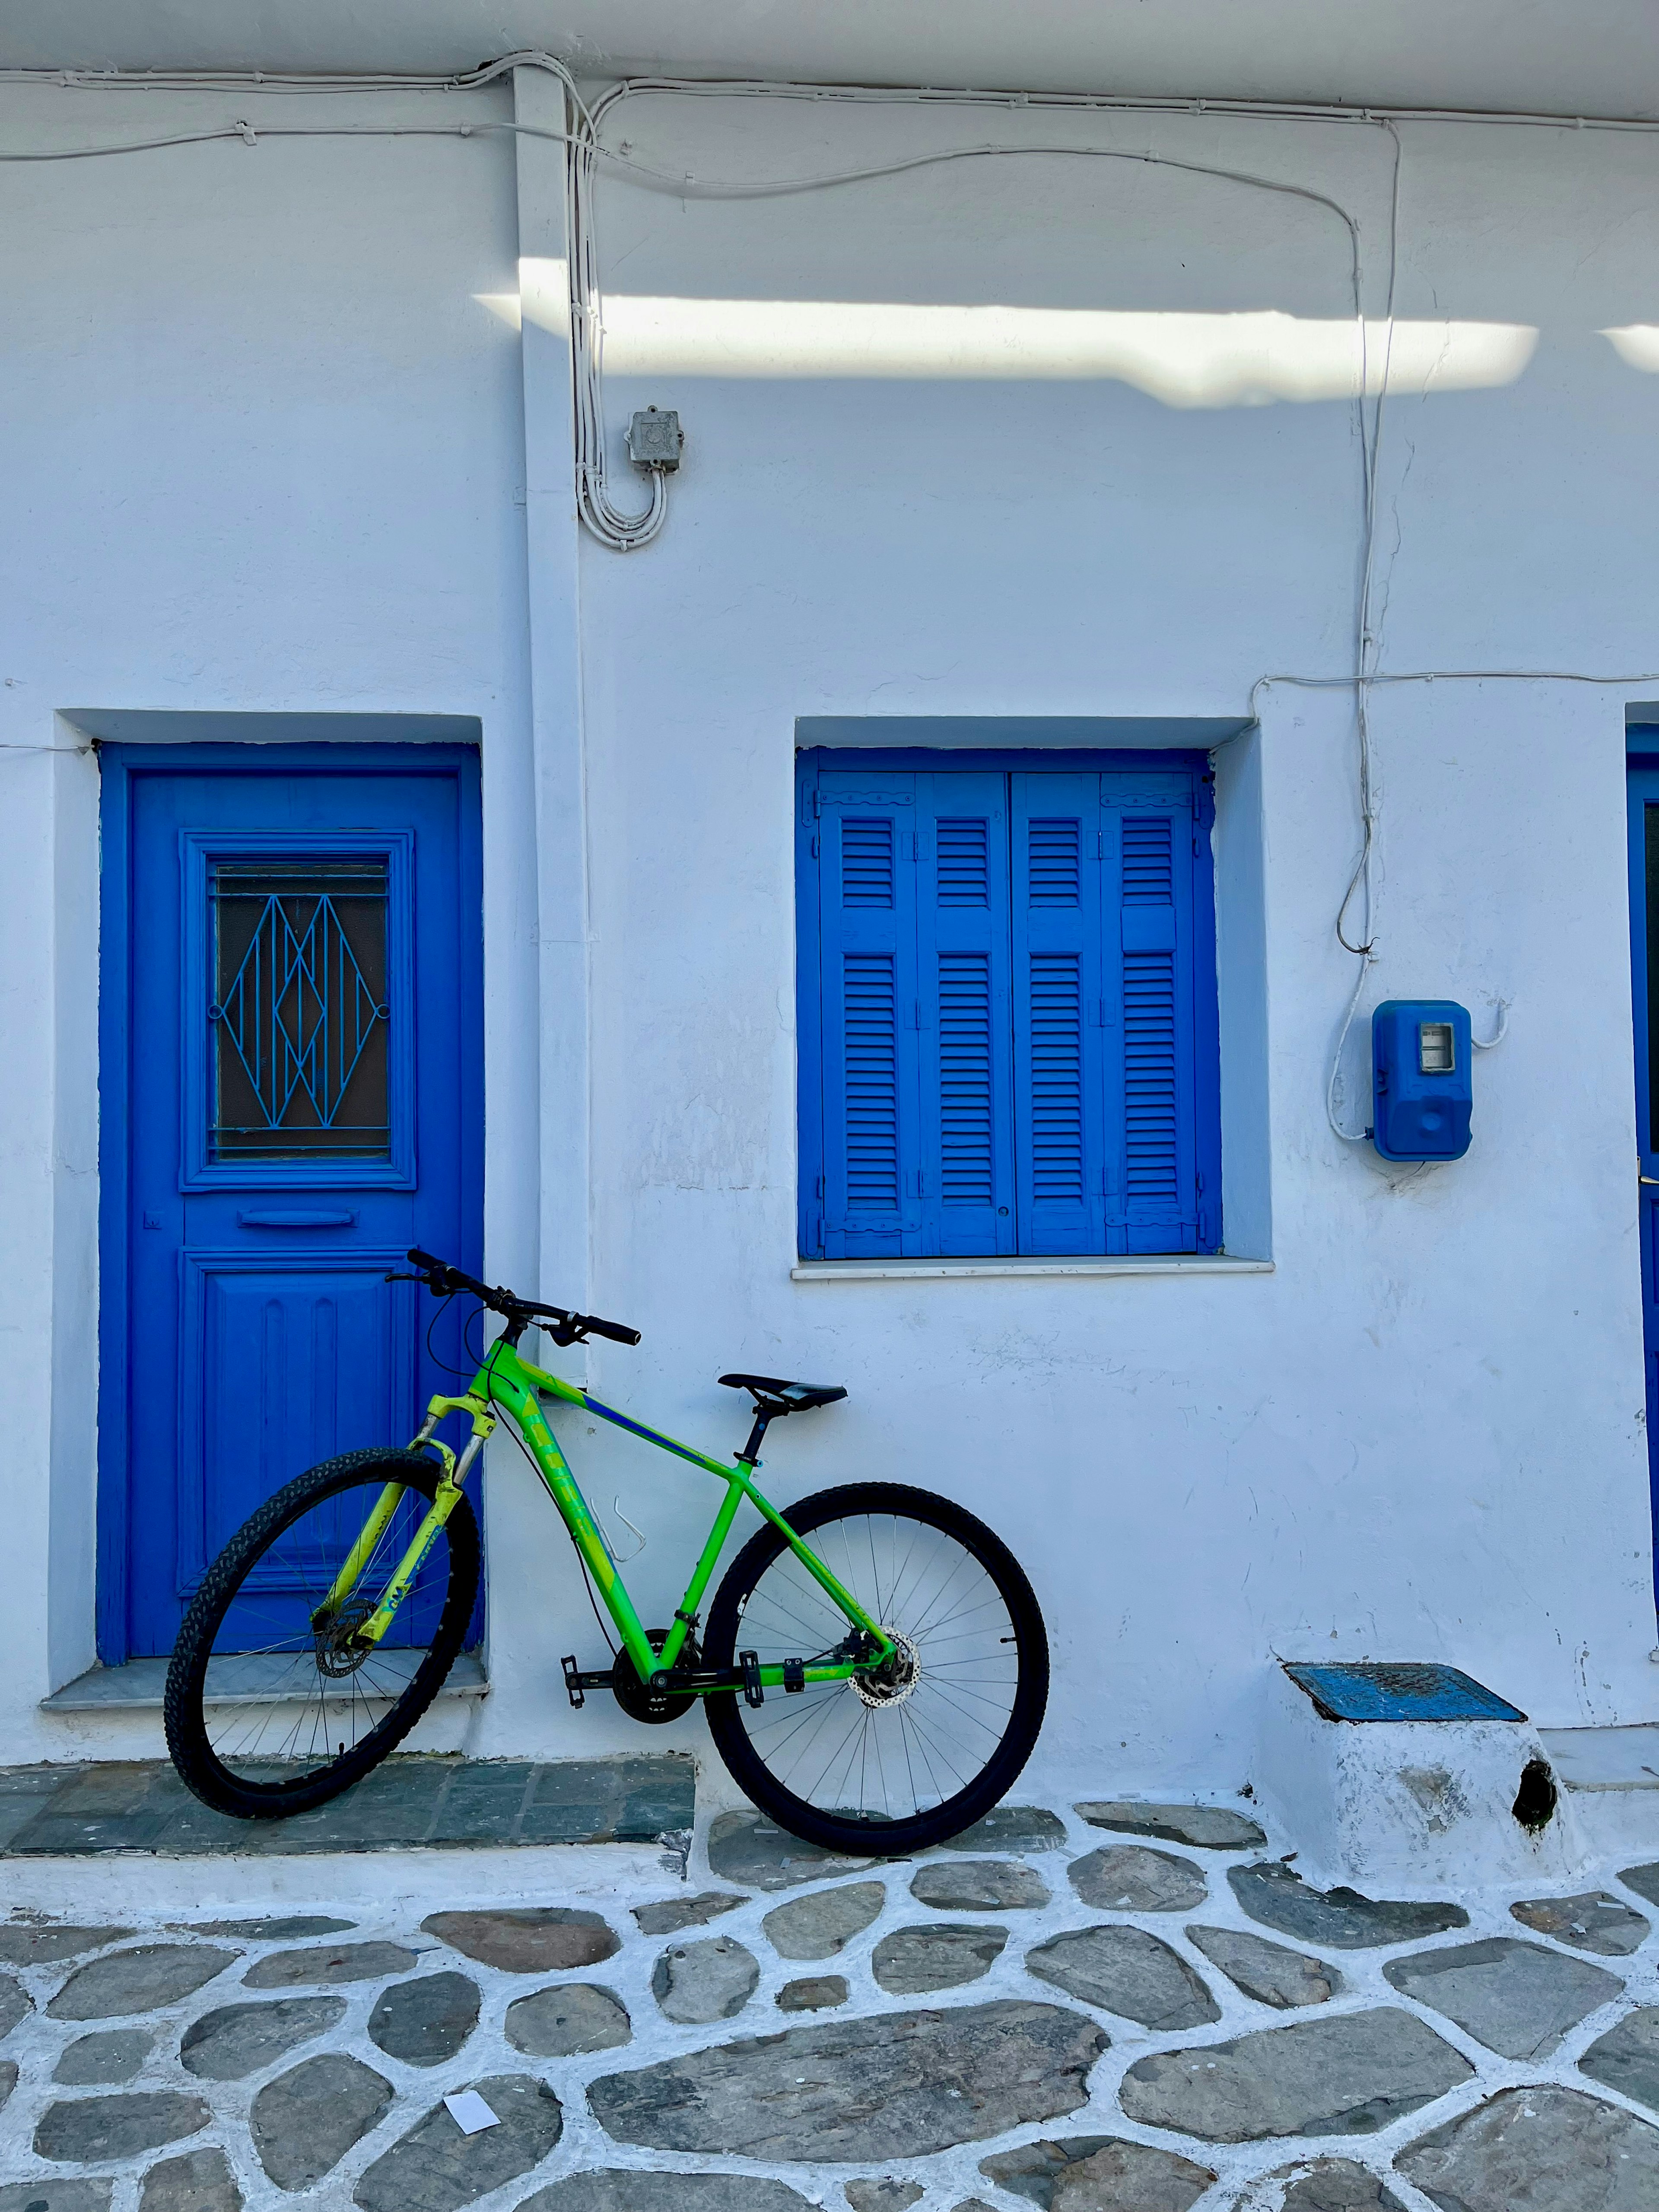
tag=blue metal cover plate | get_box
[1284,1661,1526,1724]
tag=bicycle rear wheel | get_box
[164,1448,479,1819]
[704,1481,1048,1855]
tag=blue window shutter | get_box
[915,773,1015,1255]
[1011,774,1107,1254]
[815,770,923,1256]
[1103,773,1202,1254]
[799,750,1220,1263]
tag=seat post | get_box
[737,1407,774,1466]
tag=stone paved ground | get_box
[3,1783,1659,2211]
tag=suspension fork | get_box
[316,1409,490,1646]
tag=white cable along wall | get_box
[5,51,1658,1133]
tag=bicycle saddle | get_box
[718,1373,848,1414]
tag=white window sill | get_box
[790,1255,1273,1282]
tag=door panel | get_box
[182,1253,418,1575]
[107,749,482,1659]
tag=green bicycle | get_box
[164,1249,1049,1853]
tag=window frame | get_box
[796,746,1222,1262]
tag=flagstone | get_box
[0,1970,30,2039]
[912,1860,1051,1911]
[0,2186,113,2212]
[631,1892,745,1936]
[1579,2005,1659,2115]
[1382,1936,1621,2061]
[1068,1846,1206,1913]
[706,1810,884,1891]
[422,1908,618,1972]
[588,1999,1105,2159]
[504,1982,631,2057]
[368,1970,480,2066]
[652,1935,760,2022]
[352,2074,563,2212]
[49,1944,238,2020]
[1396,2083,1659,2210]
[0,1924,131,1967]
[1119,2006,1473,2142]
[137,2145,242,2212]
[35,2090,211,2163]
[845,2183,924,2212]
[762,1881,885,1959]
[180,1995,346,2081]
[777,1973,849,2010]
[1025,1924,1219,2030]
[940,1806,1068,1855]
[1510,1890,1651,1956]
[54,2028,153,2083]
[1228,1863,1468,1949]
[1269,2158,1403,2209]
[518,2177,817,2212]
[979,2133,1217,2210]
[872,1922,1008,1994]
[242,1940,416,1989]
[1185,1925,1341,2009]
[1075,1802,1267,1850]
[251,2052,394,2190]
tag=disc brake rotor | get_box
[852,1631,921,1708]
[313,1598,376,1678]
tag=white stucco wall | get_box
[1,70,1656,1791]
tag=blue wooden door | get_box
[1628,759,1659,1619]
[102,747,483,1660]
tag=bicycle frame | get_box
[323,1337,894,1696]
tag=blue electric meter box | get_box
[1371,1000,1473,1161]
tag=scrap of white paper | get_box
[443,2090,501,2135]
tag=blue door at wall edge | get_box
[1627,748,1659,1620]
[100,746,483,1661]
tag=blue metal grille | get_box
[1284,1661,1527,1723]
[210,861,391,1162]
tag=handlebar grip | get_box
[580,1313,642,1346]
[407,1248,487,1299]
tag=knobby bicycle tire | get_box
[704,1481,1048,1855]
[164,1447,479,1820]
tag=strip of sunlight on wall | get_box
[479,276,1538,408]
[1604,326,1659,372]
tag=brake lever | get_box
[384,1271,423,1284]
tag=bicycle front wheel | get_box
[704,1481,1048,1855]
[164,1448,479,1819]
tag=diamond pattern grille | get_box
[210,861,391,1161]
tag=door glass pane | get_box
[210,859,391,1163]
[1648,809,1659,1154]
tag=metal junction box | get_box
[1371,1000,1473,1161]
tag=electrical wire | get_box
[16,55,1659,137]
[4,56,1650,1132]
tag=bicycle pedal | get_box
[561,1655,585,1710]
[740,1649,764,1707]
[782,1658,804,1694]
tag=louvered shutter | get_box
[814,770,923,1256]
[1011,773,1108,1254]
[915,772,1016,1255]
[1103,772,1201,1253]
[799,751,1218,1262]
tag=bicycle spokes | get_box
[731,1511,1020,1824]
[196,1476,454,1786]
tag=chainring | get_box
[613,1628,700,1725]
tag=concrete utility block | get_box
[1253,1662,1588,1890]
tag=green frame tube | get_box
[340,1338,892,1689]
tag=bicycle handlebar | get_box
[402,1249,642,1348]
